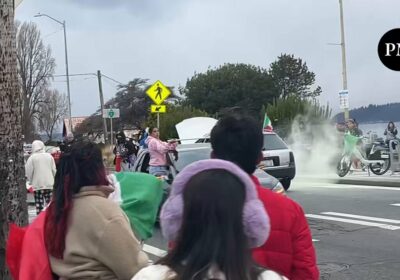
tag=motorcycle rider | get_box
[384,121,398,144]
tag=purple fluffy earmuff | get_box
[160,159,270,248]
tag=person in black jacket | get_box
[384,121,398,144]
[113,131,138,171]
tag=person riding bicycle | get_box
[337,119,364,169]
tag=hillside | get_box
[334,103,400,123]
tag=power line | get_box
[51,72,123,85]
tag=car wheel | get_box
[281,179,291,191]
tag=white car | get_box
[259,132,296,190]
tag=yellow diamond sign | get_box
[151,105,167,113]
[146,80,171,105]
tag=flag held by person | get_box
[263,113,273,132]
[108,172,164,240]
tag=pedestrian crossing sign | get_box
[151,105,167,113]
[146,80,171,105]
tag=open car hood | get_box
[175,117,218,144]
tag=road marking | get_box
[306,214,400,230]
[390,203,400,207]
[142,244,167,257]
[321,212,400,224]
[312,239,320,242]
[305,184,400,191]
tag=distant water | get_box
[358,122,400,138]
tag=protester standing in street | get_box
[210,114,319,280]
[133,159,286,280]
[146,127,177,177]
[25,140,56,215]
[44,141,148,279]
[113,131,138,171]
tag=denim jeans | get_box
[149,166,169,177]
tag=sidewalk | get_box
[297,171,400,188]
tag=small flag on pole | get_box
[263,113,273,132]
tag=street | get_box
[26,178,400,279]
[140,179,400,280]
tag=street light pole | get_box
[339,0,349,120]
[62,20,73,134]
[35,13,73,134]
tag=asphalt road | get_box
[27,179,400,279]
[142,179,400,280]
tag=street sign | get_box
[103,108,120,119]
[146,80,171,105]
[339,90,349,109]
[151,105,167,113]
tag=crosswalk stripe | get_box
[321,212,400,224]
[306,184,400,191]
[390,203,400,207]
[306,214,400,230]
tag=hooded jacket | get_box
[251,176,319,280]
[145,136,177,166]
[25,140,56,191]
[50,186,149,279]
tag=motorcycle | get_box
[336,132,391,177]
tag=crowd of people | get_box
[16,113,323,279]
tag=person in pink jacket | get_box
[145,127,177,176]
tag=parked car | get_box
[258,132,296,190]
[133,143,285,195]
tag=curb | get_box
[296,176,400,188]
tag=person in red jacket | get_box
[210,113,319,280]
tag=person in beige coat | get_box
[44,141,148,279]
[25,140,56,214]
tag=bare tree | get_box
[0,1,29,278]
[16,21,56,141]
[38,89,68,142]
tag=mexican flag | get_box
[263,113,273,132]
[108,172,164,240]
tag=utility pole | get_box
[97,70,108,144]
[339,0,349,120]
[35,13,73,133]
[63,20,73,133]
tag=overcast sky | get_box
[16,0,400,117]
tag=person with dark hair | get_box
[138,127,149,149]
[25,140,56,214]
[59,133,75,153]
[384,121,398,143]
[113,130,138,171]
[44,141,148,279]
[133,159,285,280]
[210,114,319,280]
[145,127,177,177]
[345,119,363,137]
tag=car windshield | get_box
[263,134,288,150]
[173,147,211,171]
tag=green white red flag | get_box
[263,113,273,132]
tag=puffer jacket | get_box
[251,176,319,280]
[25,140,56,191]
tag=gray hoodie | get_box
[25,140,56,191]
